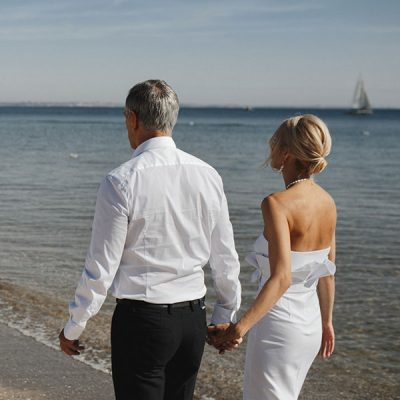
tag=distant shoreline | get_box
[0,102,399,111]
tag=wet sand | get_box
[2,321,399,400]
[0,280,399,400]
[0,322,114,400]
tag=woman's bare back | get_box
[268,180,336,252]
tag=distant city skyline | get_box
[1,0,399,107]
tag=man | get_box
[59,80,241,400]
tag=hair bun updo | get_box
[267,114,332,176]
[309,156,328,175]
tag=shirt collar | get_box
[132,136,176,158]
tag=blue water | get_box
[0,106,399,394]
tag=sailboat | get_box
[349,77,373,115]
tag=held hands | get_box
[207,323,243,354]
[59,329,85,356]
[319,323,335,359]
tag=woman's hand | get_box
[209,322,245,354]
[319,323,335,358]
[207,323,238,354]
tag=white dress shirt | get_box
[64,136,241,340]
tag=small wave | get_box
[3,318,111,374]
[0,280,112,373]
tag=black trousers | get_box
[111,299,207,400]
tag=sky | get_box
[1,0,399,107]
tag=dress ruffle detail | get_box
[245,250,336,287]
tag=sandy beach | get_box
[1,319,399,400]
[0,322,114,400]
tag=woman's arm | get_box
[214,195,292,345]
[317,229,336,358]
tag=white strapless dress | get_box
[243,234,336,400]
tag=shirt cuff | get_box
[211,304,238,325]
[63,318,86,340]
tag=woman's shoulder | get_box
[313,184,336,210]
[261,184,336,214]
[261,188,295,207]
[260,191,289,216]
[261,191,282,206]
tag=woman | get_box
[212,114,336,399]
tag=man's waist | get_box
[111,275,207,303]
[116,297,206,310]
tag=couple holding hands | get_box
[59,80,336,400]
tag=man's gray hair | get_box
[125,80,179,134]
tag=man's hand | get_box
[207,324,242,354]
[206,323,229,346]
[59,329,85,356]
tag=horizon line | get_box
[0,101,399,110]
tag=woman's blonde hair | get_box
[267,114,332,175]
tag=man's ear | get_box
[128,111,139,130]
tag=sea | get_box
[0,106,399,399]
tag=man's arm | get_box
[209,191,241,325]
[62,175,129,342]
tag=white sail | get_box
[351,78,372,114]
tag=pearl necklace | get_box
[286,178,309,190]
